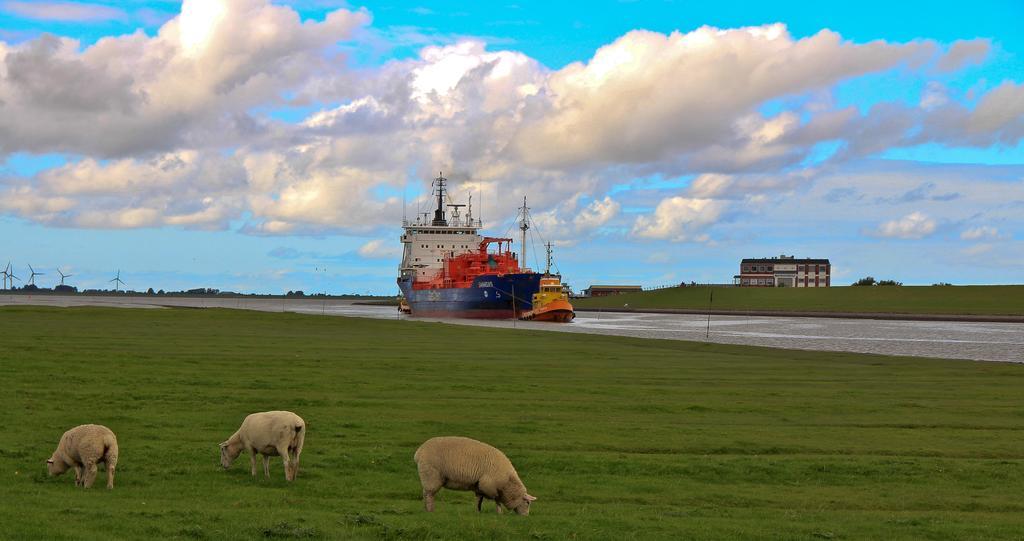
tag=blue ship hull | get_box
[398,273,543,318]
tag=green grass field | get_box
[2,306,1023,540]
[573,285,1024,316]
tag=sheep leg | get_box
[417,465,442,512]
[476,493,485,512]
[275,445,292,481]
[262,455,270,478]
[74,465,83,487]
[423,490,437,512]
[82,462,98,488]
[250,451,258,478]
[105,453,117,490]
[477,476,502,514]
[105,446,118,487]
[289,447,301,480]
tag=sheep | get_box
[219,411,305,481]
[46,424,119,489]
[414,436,537,515]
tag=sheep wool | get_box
[414,436,537,515]
[46,424,119,489]
[220,410,305,481]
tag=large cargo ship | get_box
[397,173,573,320]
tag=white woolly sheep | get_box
[46,424,119,489]
[414,436,537,515]
[219,410,305,481]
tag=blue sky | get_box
[0,0,1022,293]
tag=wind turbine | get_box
[109,270,126,293]
[27,264,44,286]
[6,266,20,288]
[57,268,73,286]
[1,262,10,289]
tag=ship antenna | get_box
[519,195,529,269]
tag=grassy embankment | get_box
[573,285,1024,316]
[1,306,1023,540]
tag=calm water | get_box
[4,295,1022,363]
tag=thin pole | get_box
[519,196,528,270]
[511,282,517,328]
[705,285,713,340]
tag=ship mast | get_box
[545,241,553,276]
[431,172,448,226]
[518,196,529,269]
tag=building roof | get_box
[741,258,830,264]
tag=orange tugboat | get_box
[519,243,575,323]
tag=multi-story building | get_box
[734,255,831,287]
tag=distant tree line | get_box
[2,284,392,298]
[1,284,79,293]
[851,276,903,286]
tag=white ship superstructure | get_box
[399,173,483,280]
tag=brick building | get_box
[734,255,831,287]
[583,285,644,297]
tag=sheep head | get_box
[219,441,241,469]
[512,494,537,516]
[45,455,67,476]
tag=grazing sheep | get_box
[46,424,119,489]
[414,436,537,515]
[220,411,305,481]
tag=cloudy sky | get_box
[1,0,1022,294]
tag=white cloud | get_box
[572,196,620,231]
[631,197,725,242]
[527,194,621,246]
[511,25,939,169]
[968,82,1024,142]
[919,81,948,110]
[687,174,734,198]
[935,39,990,72]
[358,239,401,258]
[0,0,370,157]
[872,211,937,239]
[1,1,126,22]
[960,226,1002,240]
[961,243,994,256]
[0,7,1016,243]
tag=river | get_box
[3,295,1021,363]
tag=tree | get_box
[877,280,903,286]
[852,276,876,286]
[147,288,155,295]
